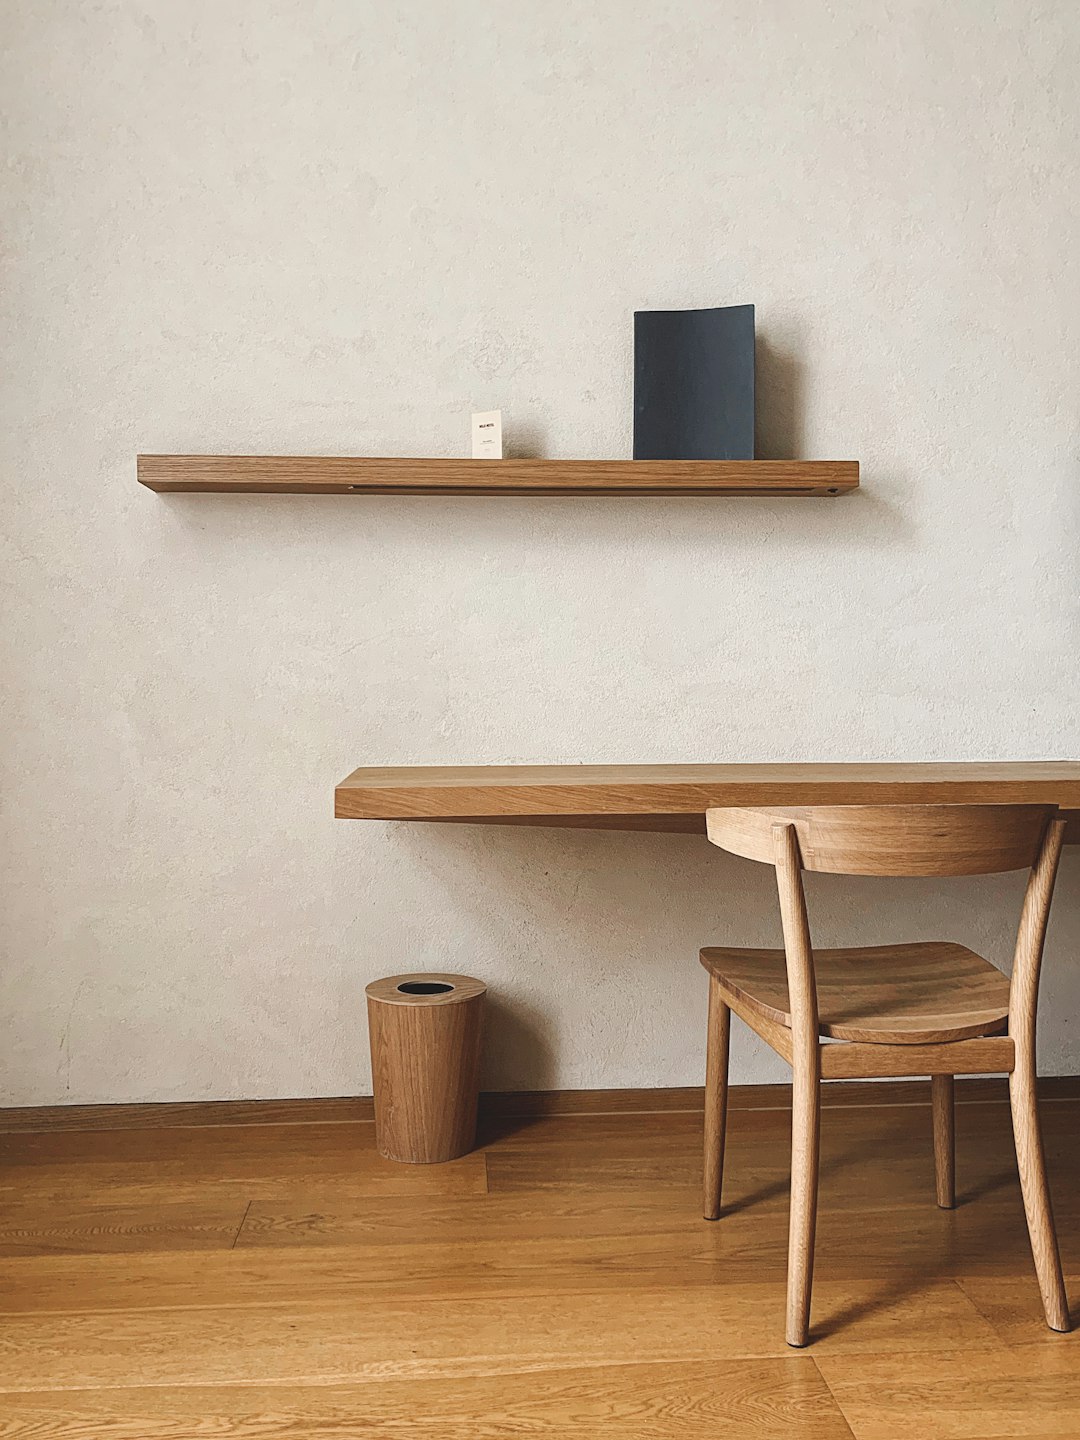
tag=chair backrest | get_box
[705,804,1055,877]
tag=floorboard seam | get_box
[808,1354,860,1439]
[230,1200,253,1250]
[950,1273,1067,1347]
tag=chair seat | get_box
[699,941,1010,1044]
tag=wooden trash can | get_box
[365,973,486,1163]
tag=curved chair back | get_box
[705,804,1055,877]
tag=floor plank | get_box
[0,1122,487,1204]
[0,1198,248,1257]
[0,1359,853,1438]
[482,1102,1034,1210]
[0,1095,1076,1434]
[235,1186,700,1249]
[0,1228,1022,1312]
[955,1274,1080,1346]
[234,1186,1079,1284]
[0,1282,997,1393]
[816,1345,1080,1438]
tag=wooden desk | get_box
[335,762,1080,838]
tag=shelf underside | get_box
[137,456,860,496]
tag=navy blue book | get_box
[633,304,755,461]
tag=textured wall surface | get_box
[2,1,1079,1105]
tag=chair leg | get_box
[786,1044,820,1347]
[1010,1058,1070,1331]
[703,977,730,1221]
[931,1074,955,1209]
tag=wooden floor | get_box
[2,1088,1079,1437]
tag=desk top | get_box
[335,762,1080,834]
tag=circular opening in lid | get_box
[396,981,454,996]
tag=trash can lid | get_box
[366,973,486,1006]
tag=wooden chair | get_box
[700,804,1069,1347]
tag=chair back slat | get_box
[706,805,1054,876]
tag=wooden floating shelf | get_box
[137,456,859,496]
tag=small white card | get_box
[471,409,503,460]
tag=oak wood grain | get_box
[0,1197,248,1257]
[773,821,822,1347]
[0,1122,487,1205]
[367,973,485,1163]
[701,803,1072,1346]
[816,1346,1080,1439]
[817,1036,1016,1079]
[1007,818,1071,1330]
[0,1096,376,1133]
[3,1096,1079,1434]
[481,1104,1006,1207]
[932,1073,956,1209]
[3,1077,1076,1132]
[702,978,731,1220]
[0,1359,855,1439]
[10,1101,1071,1288]
[233,1187,1080,1281]
[0,1279,997,1393]
[707,803,1054,875]
[137,455,860,495]
[4,1226,1012,1316]
[957,1272,1080,1345]
[701,942,1012,1044]
[726,1000,797,1062]
[334,761,1080,827]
